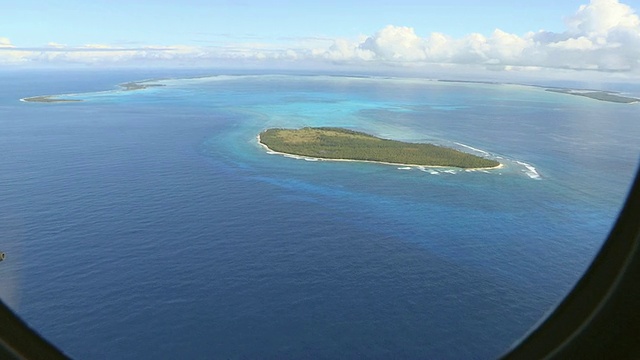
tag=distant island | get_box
[545,88,639,104]
[21,81,165,103]
[437,79,639,104]
[20,96,82,103]
[259,127,501,169]
[120,82,166,91]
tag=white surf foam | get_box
[417,167,440,174]
[516,161,541,180]
[454,142,490,156]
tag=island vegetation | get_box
[21,96,82,103]
[545,88,639,104]
[21,81,165,103]
[119,82,166,91]
[259,127,500,169]
[437,79,639,104]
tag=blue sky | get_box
[5,0,591,46]
[2,0,640,80]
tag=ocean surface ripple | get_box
[0,70,638,359]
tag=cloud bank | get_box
[1,0,639,76]
[325,0,640,73]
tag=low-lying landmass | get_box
[545,88,639,104]
[438,79,502,85]
[119,82,166,91]
[21,81,165,103]
[436,79,638,104]
[259,127,501,169]
[21,96,83,103]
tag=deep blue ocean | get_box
[0,69,639,359]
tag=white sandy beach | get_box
[256,134,504,171]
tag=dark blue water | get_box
[1,70,638,359]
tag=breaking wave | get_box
[516,161,541,180]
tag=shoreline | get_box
[20,80,165,103]
[544,88,640,104]
[19,73,638,105]
[20,95,83,103]
[257,134,504,171]
[119,81,166,91]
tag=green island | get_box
[545,88,639,104]
[259,127,501,169]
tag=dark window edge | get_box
[501,164,640,359]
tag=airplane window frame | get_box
[500,163,640,359]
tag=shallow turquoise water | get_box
[0,70,638,359]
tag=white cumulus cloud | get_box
[47,42,66,48]
[360,25,427,61]
[548,36,596,50]
[567,0,640,35]
[0,37,14,48]
[312,0,640,73]
[1,0,639,75]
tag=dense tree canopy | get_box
[260,127,500,169]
